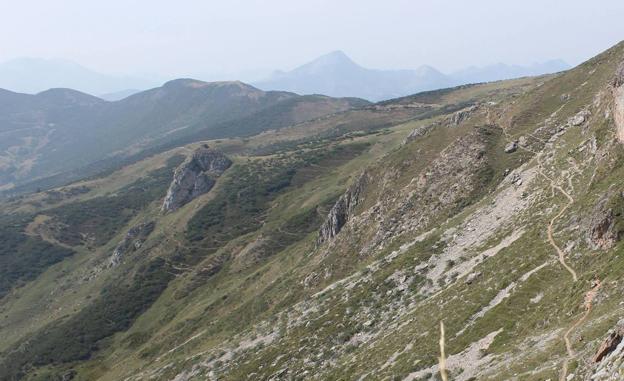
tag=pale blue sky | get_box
[0,0,622,79]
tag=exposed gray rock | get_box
[569,109,591,126]
[403,124,434,144]
[465,271,482,285]
[587,188,624,250]
[593,322,624,363]
[317,172,368,244]
[450,105,479,126]
[109,221,155,267]
[504,141,518,153]
[162,145,232,212]
[588,319,624,380]
[403,105,479,145]
[613,62,624,143]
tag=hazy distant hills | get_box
[0,54,570,103]
[255,51,453,102]
[0,80,367,190]
[0,57,157,96]
[451,59,571,84]
[98,88,143,101]
[255,51,570,101]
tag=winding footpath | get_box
[539,166,578,282]
[497,119,598,381]
[560,280,601,381]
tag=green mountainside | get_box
[1,42,624,381]
[0,80,368,192]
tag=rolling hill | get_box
[0,79,368,191]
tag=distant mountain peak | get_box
[296,50,361,73]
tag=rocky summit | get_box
[2,41,624,381]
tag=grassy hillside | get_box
[0,80,368,192]
[2,41,624,381]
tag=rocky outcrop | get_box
[450,105,479,126]
[403,124,435,144]
[403,105,480,145]
[109,221,155,267]
[587,188,624,250]
[317,172,368,244]
[162,145,232,212]
[504,141,518,153]
[593,324,624,363]
[613,62,624,143]
[588,320,624,380]
[569,109,591,126]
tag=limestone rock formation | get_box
[613,62,624,143]
[109,221,155,267]
[162,145,232,213]
[504,141,518,153]
[404,105,479,145]
[317,172,368,244]
[589,320,624,380]
[449,105,479,126]
[587,189,624,250]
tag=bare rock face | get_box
[450,105,479,126]
[109,221,155,267]
[403,105,480,145]
[587,189,624,250]
[588,320,624,380]
[504,141,518,153]
[403,124,434,144]
[613,62,624,143]
[593,324,624,363]
[162,145,232,213]
[569,109,591,126]
[317,172,368,245]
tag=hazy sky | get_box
[1,0,623,80]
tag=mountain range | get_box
[255,50,570,101]
[0,80,367,191]
[0,53,569,103]
[1,41,624,381]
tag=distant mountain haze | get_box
[0,54,569,102]
[0,57,158,96]
[255,51,571,101]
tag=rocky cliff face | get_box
[588,320,624,380]
[162,146,232,213]
[587,188,624,250]
[613,62,624,143]
[317,172,368,244]
[109,221,155,267]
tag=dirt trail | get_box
[560,279,602,381]
[539,163,578,282]
[497,118,590,381]
[499,122,578,281]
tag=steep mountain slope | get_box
[0,80,367,191]
[255,50,569,102]
[1,41,624,381]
